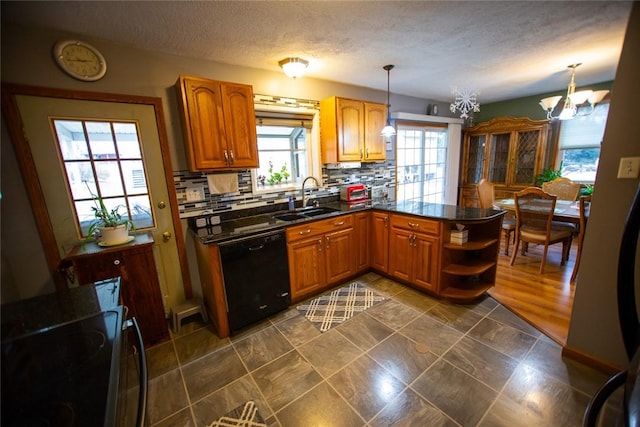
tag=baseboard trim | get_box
[562,345,623,375]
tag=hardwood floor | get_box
[488,241,577,345]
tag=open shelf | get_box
[444,238,498,251]
[440,281,493,302]
[442,260,495,276]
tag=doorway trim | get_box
[1,83,192,296]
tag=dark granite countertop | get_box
[1,277,121,341]
[191,199,505,245]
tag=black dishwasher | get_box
[219,230,291,333]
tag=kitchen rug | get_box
[207,400,266,427]
[297,282,386,332]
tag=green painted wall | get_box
[476,81,614,123]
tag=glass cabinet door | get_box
[464,135,486,184]
[488,133,510,184]
[512,130,540,185]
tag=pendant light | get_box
[539,63,609,120]
[381,64,396,138]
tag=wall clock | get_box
[53,40,107,82]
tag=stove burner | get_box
[1,311,120,427]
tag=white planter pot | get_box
[99,224,130,245]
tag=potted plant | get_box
[534,161,563,187]
[86,191,134,245]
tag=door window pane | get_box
[52,118,154,237]
[396,126,448,203]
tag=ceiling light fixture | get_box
[278,57,309,79]
[539,63,609,121]
[450,86,480,119]
[381,64,396,139]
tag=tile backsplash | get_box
[173,161,396,219]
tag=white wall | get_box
[566,3,640,368]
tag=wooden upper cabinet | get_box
[459,116,551,207]
[176,75,258,171]
[320,96,387,163]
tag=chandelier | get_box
[539,63,609,121]
[381,64,396,139]
[450,86,480,119]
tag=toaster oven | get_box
[340,184,369,203]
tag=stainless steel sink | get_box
[273,213,307,221]
[296,207,340,217]
[273,206,341,222]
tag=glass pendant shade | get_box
[568,90,592,106]
[279,57,309,78]
[381,124,396,137]
[539,96,562,111]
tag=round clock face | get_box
[53,40,107,82]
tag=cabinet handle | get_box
[360,148,364,159]
[318,239,323,252]
[224,151,229,163]
[366,148,369,159]
[229,150,235,164]
[383,216,388,228]
[113,259,121,266]
[326,235,330,249]
[259,304,268,310]
[299,229,312,235]
[408,222,420,228]
[333,221,345,226]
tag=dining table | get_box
[494,198,583,225]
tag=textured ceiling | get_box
[1,1,633,104]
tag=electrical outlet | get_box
[617,157,640,179]
[185,187,205,202]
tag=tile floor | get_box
[139,273,620,426]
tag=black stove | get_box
[1,308,123,426]
[1,279,125,427]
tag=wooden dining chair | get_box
[476,179,516,255]
[542,177,581,201]
[510,187,574,274]
[570,195,592,283]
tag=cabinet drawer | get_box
[390,214,441,236]
[286,214,353,243]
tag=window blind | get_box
[558,102,609,149]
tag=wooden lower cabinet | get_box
[388,214,440,293]
[354,212,370,273]
[286,214,355,302]
[64,233,169,346]
[370,211,389,273]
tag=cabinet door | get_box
[119,248,169,345]
[463,134,487,185]
[220,83,259,168]
[412,234,438,292]
[325,228,354,285]
[370,212,389,272]
[488,133,511,185]
[288,237,326,301]
[336,98,364,161]
[354,212,370,273]
[511,129,542,186]
[388,228,413,282]
[180,77,228,170]
[364,102,387,160]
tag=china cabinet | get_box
[176,75,258,171]
[459,116,551,207]
[320,96,387,163]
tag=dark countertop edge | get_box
[192,201,506,245]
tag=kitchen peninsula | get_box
[193,201,505,338]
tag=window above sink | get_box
[250,103,322,195]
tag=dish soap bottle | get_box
[288,196,295,211]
